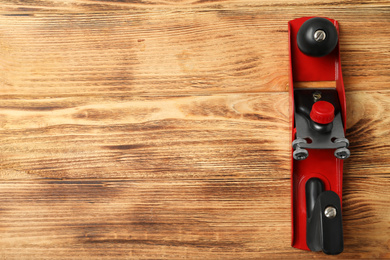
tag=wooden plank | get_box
[0,0,389,11]
[293,81,336,89]
[0,8,389,96]
[0,2,389,258]
[0,91,389,180]
[345,91,390,177]
[0,93,290,180]
[0,177,388,259]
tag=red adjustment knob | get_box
[310,101,335,124]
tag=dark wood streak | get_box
[105,144,148,150]
[0,106,66,111]
[82,238,244,248]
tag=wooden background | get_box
[0,0,389,259]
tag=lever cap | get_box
[310,101,335,124]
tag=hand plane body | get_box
[289,17,349,255]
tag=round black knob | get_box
[297,17,338,57]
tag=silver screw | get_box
[334,147,350,159]
[324,206,337,219]
[333,137,350,148]
[313,91,322,102]
[314,30,326,42]
[293,148,309,160]
[292,138,307,150]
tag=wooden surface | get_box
[0,1,389,259]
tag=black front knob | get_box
[297,17,338,57]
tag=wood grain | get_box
[346,91,390,178]
[0,93,290,180]
[0,0,389,11]
[1,91,389,180]
[0,178,389,259]
[0,0,389,259]
[293,81,336,89]
[1,7,389,96]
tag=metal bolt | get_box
[293,148,309,160]
[334,147,350,159]
[314,30,326,42]
[333,137,350,148]
[324,206,337,219]
[313,91,322,102]
[292,138,307,150]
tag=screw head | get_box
[324,206,337,219]
[292,138,307,150]
[293,148,309,160]
[313,91,322,102]
[333,137,350,148]
[314,30,326,42]
[334,147,350,159]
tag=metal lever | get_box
[306,178,343,255]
